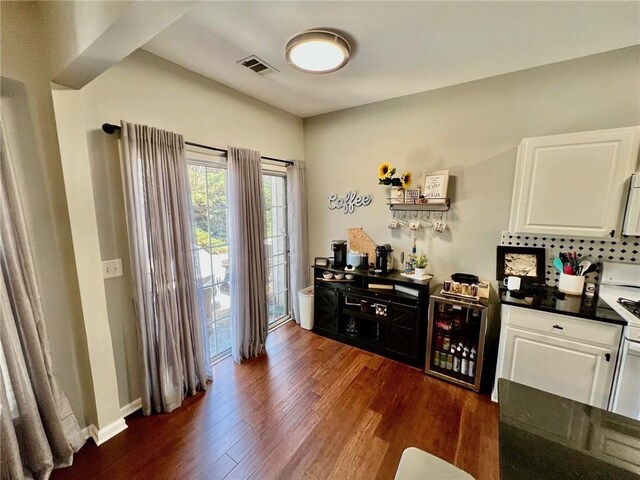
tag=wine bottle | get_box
[453,345,461,373]
[446,349,453,370]
[433,331,441,366]
[468,347,477,378]
[461,347,469,376]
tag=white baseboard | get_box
[77,398,140,448]
[120,397,142,418]
[87,417,128,446]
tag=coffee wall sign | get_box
[328,191,372,214]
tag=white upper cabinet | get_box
[509,126,640,238]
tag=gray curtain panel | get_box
[227,146,269,363]
[0,119,84,479]
[286,160,310,323]
[120,121,208,415]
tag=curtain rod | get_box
[101,123,294,166]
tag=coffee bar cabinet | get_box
[312,266,430,368]
[425,295,494,392]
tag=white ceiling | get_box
[143,1,640,118]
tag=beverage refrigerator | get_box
[425,294,492,392]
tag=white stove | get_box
[599,261,640,421]
[599,262,640,341]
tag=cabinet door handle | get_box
[552,324,564,330]
[605,353,611,362]
[610,229,615,238]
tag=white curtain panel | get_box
[286,160,310,323]
[120,121,208,414]
[227,146,269,363]
[0,119,84,479]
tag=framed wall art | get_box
[496,245,546,285]
[422,169,449,199]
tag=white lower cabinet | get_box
[493,305,622,409]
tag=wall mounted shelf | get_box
[387,198,450,212]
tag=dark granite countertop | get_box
[499,286,626,326]
[499,379,640,480]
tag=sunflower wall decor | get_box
[378,162,413,203]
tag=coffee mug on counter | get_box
[503,276,521,291]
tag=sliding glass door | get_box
[188,161,232,361]
[188,156,290,362]
[263,173,289,326]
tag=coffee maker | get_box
[332,240,347,268]
[375,244,393,274]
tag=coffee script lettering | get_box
[328,191,372,214]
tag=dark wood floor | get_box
[52,321,499,480]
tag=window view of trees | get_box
[189,166,228,252]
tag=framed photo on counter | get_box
[496,246,546,284]
[423,169,449,199]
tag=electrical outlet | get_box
[102,259,123,279]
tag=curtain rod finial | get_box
[102,123,118,134]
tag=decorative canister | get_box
[390,186,405,204]
[558,273,585,296]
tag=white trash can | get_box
[298,286,314,330]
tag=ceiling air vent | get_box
[237,55,279,75]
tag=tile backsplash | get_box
[500,231,640,286]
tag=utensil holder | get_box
[558,273,585,296]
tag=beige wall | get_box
[79,50,304,407]
[1,3,95,426]
[38,0,133,80]
[304,46,640,287]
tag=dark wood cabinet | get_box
[313,284,340,333]
[312,266,430,368]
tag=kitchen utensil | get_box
[583,263,598,275]
[563,265,574,275]
[552,257,564,273]
[578,260,591,276]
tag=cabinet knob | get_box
[605,353,611,362]
[552,324,564,330]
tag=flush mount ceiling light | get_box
[285,29,351,74]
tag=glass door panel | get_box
[263,174,289,325]
[188,163,231,361]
